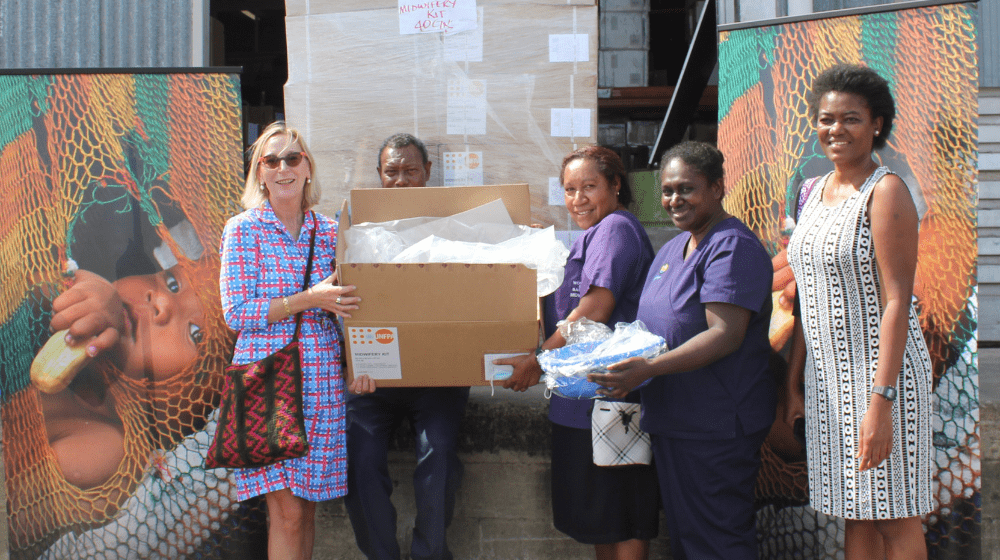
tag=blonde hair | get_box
[241,121,320,211]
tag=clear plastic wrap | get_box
[283,1,598,229]
[344,200,570,296]
[556,316,612,344]
[539,319,667,399]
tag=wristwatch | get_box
[872,385,898,402]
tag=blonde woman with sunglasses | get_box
[220,121,375,559]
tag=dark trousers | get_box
[652,425,769,560]
[344,387,470,560]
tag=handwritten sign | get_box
[399,0,477,36]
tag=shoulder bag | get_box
[592,400,652,467]
[206,215,317,469]
[793,176,822,223]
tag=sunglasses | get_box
[259,152,307,169]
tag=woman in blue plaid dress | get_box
[220,121,374,559]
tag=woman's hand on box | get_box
[495,353,543,392]
[311,273,360,318]
[349,374,376,395]
[588,357,654,400]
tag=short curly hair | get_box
[378,133,430,168]
[560,146,633,207]
[660,141,725,185]
[808,64,895,150]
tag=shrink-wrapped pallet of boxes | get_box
[283,0,598,229]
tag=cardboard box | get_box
[598,122,627,146]
[599,12,648,50]
[599,0,649,11]
[627,119,660,146]
[336,184,541,387]
[598,49,648,87]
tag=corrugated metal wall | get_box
[0,0,205,68]
[983,0,998,88]
[980,88,1000,341]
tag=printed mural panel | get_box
[718,4,979,558]
[0,70,267,559]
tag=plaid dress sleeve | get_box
[220,211,270,332]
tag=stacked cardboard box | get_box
[283,0,598,228]
[597,0,649,87]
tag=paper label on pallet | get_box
[348,327,403,380]
[548,177,563,206]
[549,34,589,62]
[443,151,484,186]
[443,7,484,61]
[447,78,487,135]
[550,108,591,138]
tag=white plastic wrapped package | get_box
[344,199,570,296]
[538,320,667,399]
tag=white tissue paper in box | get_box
[344,199,569,297]
[539,319,668,399]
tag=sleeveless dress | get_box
[787,166,933,520]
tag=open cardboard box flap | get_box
[337,184,532,236]
[336,184,541,387]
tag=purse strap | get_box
[795,176,822,222]
[292,212,319,340]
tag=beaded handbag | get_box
[206,218,316,469]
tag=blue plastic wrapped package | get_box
[538,320,668,399]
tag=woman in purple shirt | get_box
[591,142,775,560]
[498,146,658,560]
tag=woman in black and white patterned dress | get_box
[786,64,933,559]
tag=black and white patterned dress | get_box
[787,166,933,520]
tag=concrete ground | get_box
[315,348,998,560]
[312,348,1000,559]
[312,384,672,560]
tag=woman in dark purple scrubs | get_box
[591,141,776,560]
[497,146,659,560]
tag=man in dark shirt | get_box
[343,133,470,560]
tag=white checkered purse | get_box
[591,401,652,466]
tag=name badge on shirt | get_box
[651,263,669,282]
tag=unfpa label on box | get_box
[348,327,402,380]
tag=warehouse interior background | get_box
[208,0,718,171]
